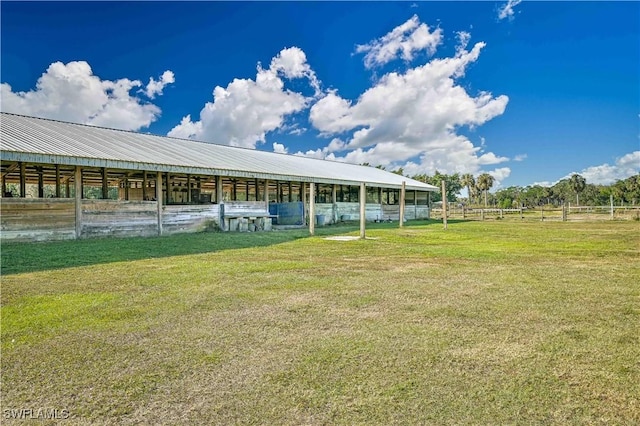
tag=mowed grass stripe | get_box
[1,221,639,424]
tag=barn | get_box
[0,113,438,241]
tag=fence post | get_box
[520,207,523,220]
[540,206,544,222]
[610,194,614,220]
[562,204,567,222]
[441,180,447,230]
[500,209,503,219]
[481,209,485,221]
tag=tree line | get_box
[388,168,639,208]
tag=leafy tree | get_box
[624,174,640,205]
[569,174,586,206]
[461,173,476,205]
[476,173,494,207]
[411,171,462,203]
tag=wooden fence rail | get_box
[431,206,640,222]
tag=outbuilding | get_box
[0,113,437,241]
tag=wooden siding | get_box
[82,200,158,238]
[0,198,76,241]
[162,205,220,235]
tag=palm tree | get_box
[476,173,494,207]
[461,173,475,205]
[569,174,586,206]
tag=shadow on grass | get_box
[1,220,437,275]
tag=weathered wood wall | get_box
[163,204,220,235]
[0,197,430,242]
[82,200,158,238]
[1,198,76,241]
[1,199,223,242]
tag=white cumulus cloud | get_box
[568,151,640,185]
[0,61,173,131]
[168,47,319,148]
[144,70,175,99]
[272,142,288,154]
[355,15,443,69]
[308,31,509,178]
[498,0,523,21]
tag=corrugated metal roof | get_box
[0,113,437,191]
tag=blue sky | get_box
[2,1,638,190]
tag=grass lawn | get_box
[1,220,639,424]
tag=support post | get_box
[309,182,315,235]
[332,184,338,223]
[75,167,82,239]
[215,175,223,203]
[165,174,170,204]
[143,171,147,201]
[37,167,44,198]
[55,165,61,198]
[216,175,225,231]
[156,172,163,235]
[255,178,260,202]
[187,174,192,203]
[360,182,366,239]
[19,162,26,198]
[302,182,307,225]
[102,167,109,199]
[264,179,269,210]
[399,181,406,228]
[441,180,447,230]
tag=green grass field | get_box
[1,221,639,424]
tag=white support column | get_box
[360,182,366,239]
[610,194,614,220]
[156,172,163,236]
[264,179,270,210]
[309,182,315,235]
[74,166,82,239]
[399,181,406,228]
[441,180,447,230]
